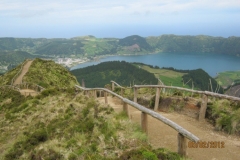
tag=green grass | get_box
[137,65,192,88]
[215,70,240,87]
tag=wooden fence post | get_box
[178,133,187,157]
[93,90,97,98]
[134,87,138,103]
[112,82,115,91]
[199,94,208,121]
[141,112,148,135]
[123,102,129,117]
[121,88,123,96]
[82,79,85,88]
[154,87,161,111]
[104,91,108,104]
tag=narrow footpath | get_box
[97,96,240,160]
[12,60,38,96]
[13,60,33,85]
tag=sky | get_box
[1,0,240,38]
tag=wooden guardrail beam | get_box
[75,85,200,157]
[134,85,240,101]
[75,85,199,142]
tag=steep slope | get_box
[0,59,184,159]
[23,58,78,88]
[13,60,33,85]
[118,35,153,53]
[182,69,224,93]
[71,61,158,87]
[97,96,240,160]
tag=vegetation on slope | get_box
[24,58,78,88]
[134,63,223,93]
[146,35,240,56]
[34,40,84,56]
[133,63,187,87]
[0,51,37,66]
[207,99,240,135]
[182,69,224,93]
[215,70,240,88]
[0,58,186,159]
[1,34,240,58]
[0,62,24,85]
[71,61,158,87]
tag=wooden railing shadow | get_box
[75,84,200,157]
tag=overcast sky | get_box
[1,0,240,38]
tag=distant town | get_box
[53,57,89,68]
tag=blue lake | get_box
[71,53,240,77]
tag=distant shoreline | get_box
[70,52,160,69]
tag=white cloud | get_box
[1,0,240,37]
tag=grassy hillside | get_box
[134,64,187,87]
[23,58,78,88]
[0,62,24,85]
[0,59,184,159]
[146,35,240,56]
[71,61,158,87]
[215,70,240,88]
[133,63,223,93]
[0,51,37,66]
[1,34,240,58]
[182,69,224,93]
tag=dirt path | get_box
[13,60,33,85]
[97,96,240,160]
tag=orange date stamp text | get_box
[188,141,225,148]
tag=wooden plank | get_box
[134,87,138,103]
[178,133,187,157]
[199,94,208,121]
[154,87,161,111]
[141,112,148,135]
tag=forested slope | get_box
[71,61,158,87]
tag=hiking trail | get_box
[12,60,38,96]
[97,96,240,160]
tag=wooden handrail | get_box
[110,80,132,89]
[15,82,45,92]
[0,85,20,91]
[75,85,199,142]
[133,85,240,101]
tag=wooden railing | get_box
[110,81,240,121]
[15,82,45,92]
[75,84,199,156]
[0,85,20,91]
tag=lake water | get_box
[71,53,240,77]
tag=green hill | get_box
[71,61,158,87]
[23,58,78,89]
[118,35,153,53]
[182,69,224,93]
[0,59,183,159]
[0,51,37,66]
